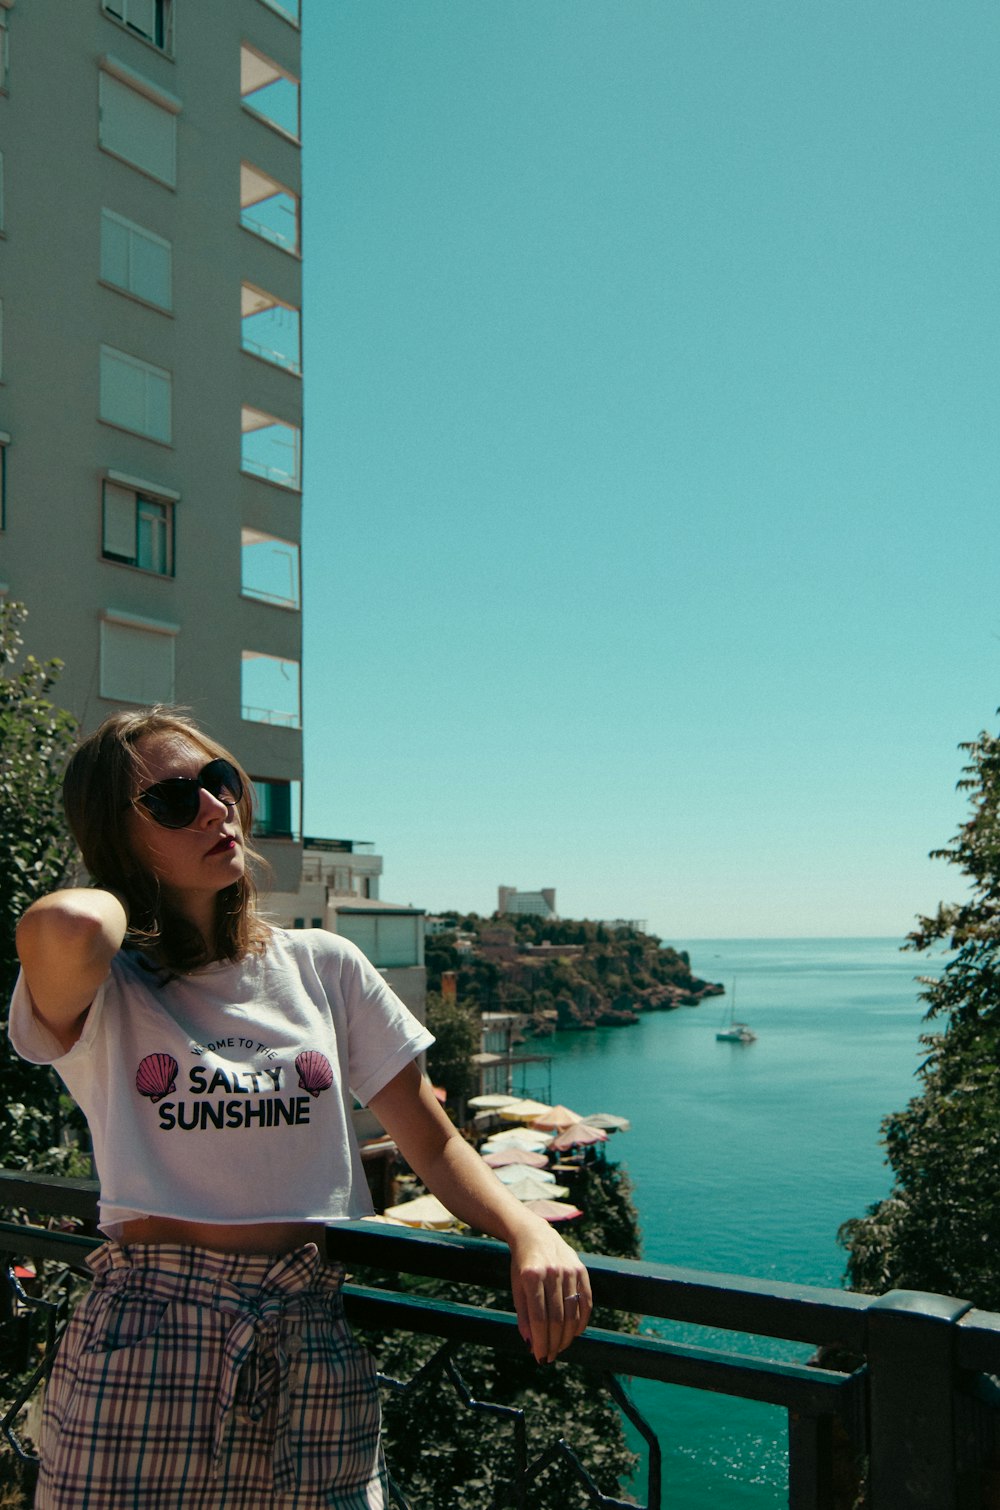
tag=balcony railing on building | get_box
[3,1170,1000,1509]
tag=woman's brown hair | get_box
[62,707,270,973]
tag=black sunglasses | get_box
[136,758,244,830]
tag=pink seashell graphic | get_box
[295,1050,334,1098]
[135,1053,178,1102]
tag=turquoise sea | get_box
[542,936,941,1508]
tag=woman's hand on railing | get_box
[507,1215,593,1364]
[369,1063,593,1363]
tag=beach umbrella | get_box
[500,1173,570,1201]
[494,1164,558,1187]
[481,1128,553,1150]
[481,1148,549,1169]
[582,1113,631,1133]
[531,1104,584,1131]
[481,1141,552,1161]
[382,1194,460,1229]
[522,1199,583,1223]
[551,1123,610,1152]
[468,1093,523,1110]
[498,1098,554,1122]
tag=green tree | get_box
[0,602,82,1170]
[839,722,1000,1307]
[425,990,479,1103]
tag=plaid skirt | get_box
[34,1240,387,1509]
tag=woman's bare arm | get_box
[15,889,128,1053]
[369,1061,593,1364]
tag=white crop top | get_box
[8,928,434,1233]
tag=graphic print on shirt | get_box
[133,1042,333,1132]
[135,1053,178,1102]
[295,1050,334,1097]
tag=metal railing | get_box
[239,206,299,256]
[240,333,302,375]
[2,1170,999,1509]
[239,703,301,728]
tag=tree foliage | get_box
[425,989,479,1103]
[839,723,1000,1307]
[425,913,720,1032]
[0,602,83,1170]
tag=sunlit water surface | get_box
[543,937,938,1508]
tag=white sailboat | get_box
[716,981,756,1043]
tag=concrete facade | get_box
[0,0,303,888]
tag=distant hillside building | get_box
[498,886,557,920]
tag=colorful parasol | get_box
[481,1128,553,1151]
[531,1104,584,1131]
[497,1099,556,1122]
[550,1123,610,1151]
[522,1199,583,1223]
[382,1194,460,1229]
[499,1172,570,1201]
[481,1148,549,1169]
[493,1164,558,1187]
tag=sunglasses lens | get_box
[202,760,243,805]
[140,783,201,829]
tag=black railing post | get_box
[787,1411,834,1510]
[866,1289,972,1510]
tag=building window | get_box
[240,406,300,490]
[0,151,5,233]
[0,11,9,94]
[100,346,172,443]
[241,284,300,373]
[99,70,177,187]
[241,43,300,139]
[102,0,173,52]
[241,529,299,608]
[102,481,174,575]
[241,650,301,728]
[0,437,7,531]
[100,611,177,704]
[101,209,172,310]
[251,776,300,838]
[240,162,299,255]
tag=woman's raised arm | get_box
[16,889,128,1053]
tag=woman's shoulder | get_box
[265,926,364,968]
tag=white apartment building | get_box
[267,836,384,929]
[0,0,304,888]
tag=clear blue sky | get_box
[299,1,1000,941]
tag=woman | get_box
[9,708,592,1508]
